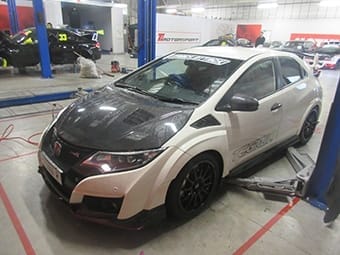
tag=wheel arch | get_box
[297,101,321,136]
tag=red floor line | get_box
[232,197,300,255]
[0,183,36,255]
[0,151,38,163]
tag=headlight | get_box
[79,148,165,173]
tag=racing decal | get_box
[1,58,7,68]
[166,54,230,66]
[232,133,274,162]
[58,33,68,41]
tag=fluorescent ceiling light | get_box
[165,8,177,14]
[191,7,205,13]
[320,0,340,6]
[257,3,279,9]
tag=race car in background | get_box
[306,46,340,70]
[0,28,101,68]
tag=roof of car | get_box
[176,46,276,61]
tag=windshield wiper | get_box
[155,96,199,105]
[115,83,152,96]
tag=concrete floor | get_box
[0,56,339,255]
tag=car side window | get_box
[228,59,276,100]
[278,57,303,87]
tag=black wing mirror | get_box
[216,93,259,112]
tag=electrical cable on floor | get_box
[0,124,41,146]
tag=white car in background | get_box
[38,47,322,228]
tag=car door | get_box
[49,29,76,64]
[275,56,313,142]
[216,58,283,167]
[15,30,39,67]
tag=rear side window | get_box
[278,57,303,87]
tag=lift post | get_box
[7,0,19,34]
[304,79,340,212]
[137,0,156,67]
[32,0,52,78]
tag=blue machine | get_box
[305,79,340,212]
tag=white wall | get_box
[44,0,63,27]
[203,2,340,42]
[228,19,340,43]
[156,14,232,57]
[111,7,124,54]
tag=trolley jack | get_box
[227,147,315,200]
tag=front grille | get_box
[42,128,95,170]
[41,127,97,192]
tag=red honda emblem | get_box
[53,141,62,157]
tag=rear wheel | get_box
[298,108,319,146]
[166,153,220,220]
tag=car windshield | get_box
[116,53,242,105]
[284,41,304,48]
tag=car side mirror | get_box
[216,93,259,112]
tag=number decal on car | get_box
[58,33,68,41]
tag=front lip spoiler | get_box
[38,166,167,230]
[71,205,167,230]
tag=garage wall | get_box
[229,19,340,42]
[111,7,124,54]
[204,2,340,42]
[156,14,231,57]
[45,0,63,27]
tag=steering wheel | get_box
[166,74,187,88]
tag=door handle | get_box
[271,103,282,111]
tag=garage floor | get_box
[0,57,339,255]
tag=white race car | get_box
[38,47,322,228]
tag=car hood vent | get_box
[123,108,155,126]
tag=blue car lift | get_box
[32,0,52,78]
[229,79,340,221]
[7,0,19,34]
[7,0,52,78]
[137,0,156,67]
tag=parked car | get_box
[320,40,340,48]
[236,38,253,47]
[202,38,235,47]
[0,28,101,68]
[279,40,317,58]
[38,47,322,228]
[304,46,340,70]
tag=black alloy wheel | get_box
[298,108,319,145]
[166,153,220,220]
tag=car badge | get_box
[53,141,62,157]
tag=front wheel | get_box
[297,108,319,146]
[166,153,220,220]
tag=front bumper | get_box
[38,165,166,229]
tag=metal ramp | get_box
[227,147,315,200]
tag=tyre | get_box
[298,108,319,146]
[166,153,221,220]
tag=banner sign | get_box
[157,31,201,44]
